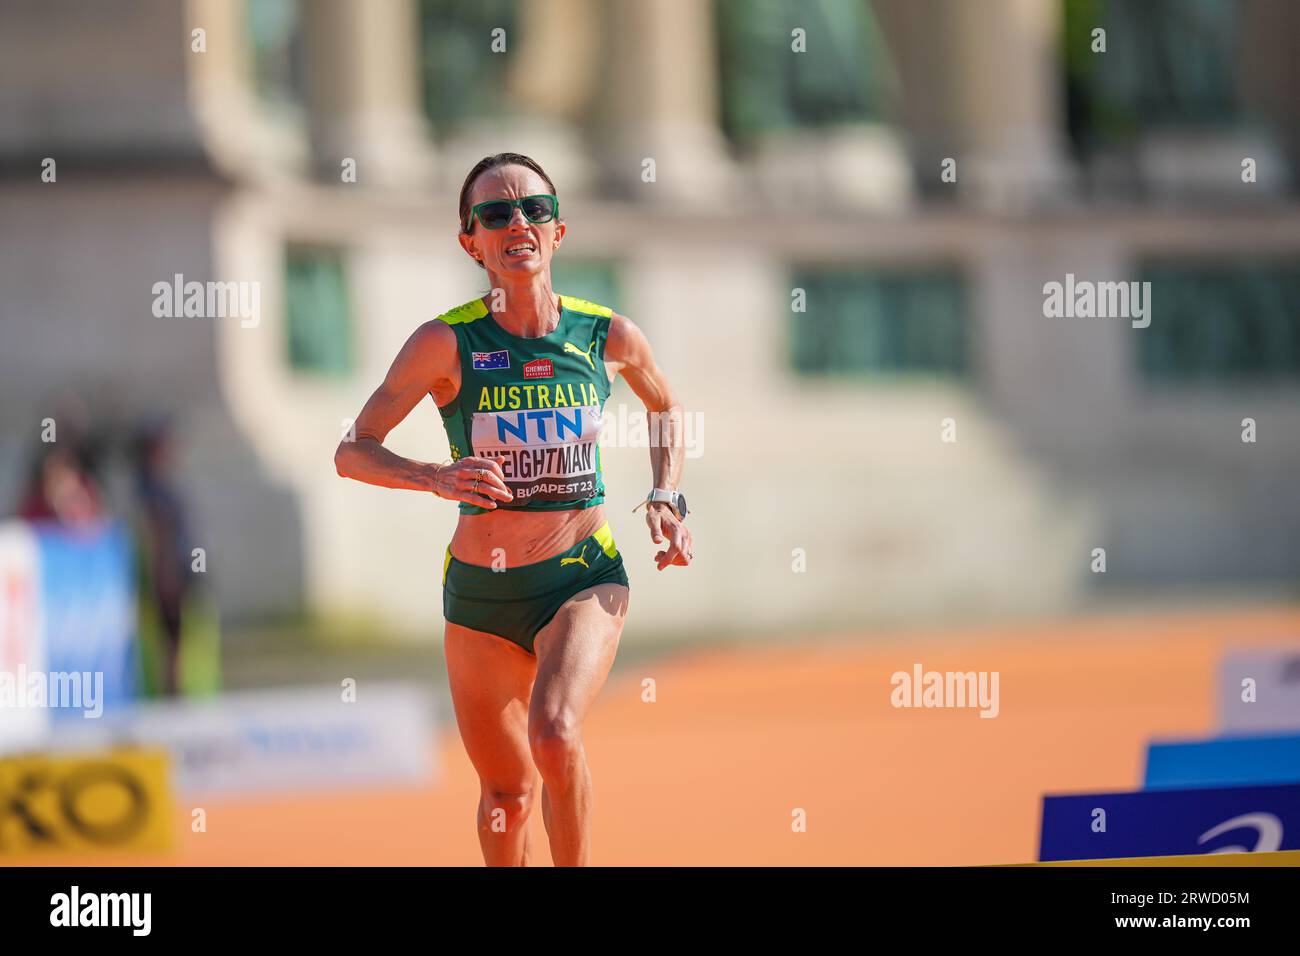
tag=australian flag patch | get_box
[472,349,510,370]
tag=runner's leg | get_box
[529,583,628,866]
[443,622,539,866]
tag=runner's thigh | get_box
[444,622,538,786]
[531,584,628,730]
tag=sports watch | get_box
[634,488,688,520]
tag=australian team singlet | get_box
[434,294,614,515]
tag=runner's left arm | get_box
[605,313,692,570]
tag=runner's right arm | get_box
[334,320,512,509]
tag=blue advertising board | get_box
[1039,783,1300,861]
[1145,733,1300,790]
[34,522,138,719]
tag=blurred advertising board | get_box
[0,519,138,755]
[0,747,173,858]
[1026,850,1300,866]
[1219,649,1300,733]
[0,523,47,751]
[48,683,437,798]
[35,521,137,718]
[1039,783,1300,862]
[1144,733,1300,790]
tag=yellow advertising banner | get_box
[0,748,173,857]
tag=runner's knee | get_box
[529,716,582,780]
[479,785,534,833]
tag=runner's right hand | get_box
[430,456,513,508]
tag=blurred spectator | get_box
[15,403,107,530]
[17,445,104,527]
[131,417,196,696]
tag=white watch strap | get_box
[632,488,677,514]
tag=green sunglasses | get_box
[464,194,559,232]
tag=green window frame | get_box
[418,0,519,137]
[789,268,967,377]
[1062,0,1240,156]
[247,0,307,113]
[715,0,895,145]
[285,246,354,378]
[1137,261,1300,384]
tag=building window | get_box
[1062,0,1239,157]
[551,260,623,315]
[715,0,895,145]
[247,0,307,114]
[1138,262,1300,383]
[789,269,966,376]
[418,0,519,137]
[285,247,353,377]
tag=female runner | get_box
[335,152,692,865]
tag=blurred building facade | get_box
[1,0,1298,639]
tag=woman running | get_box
[334,152,692,866]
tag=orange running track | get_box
[15,605,1300,866]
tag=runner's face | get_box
[460,166,564,278]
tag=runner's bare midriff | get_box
[449,503,608,567]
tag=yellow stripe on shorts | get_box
[443,546,452,585]
[592,521,618,559]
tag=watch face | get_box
[675,493,687,517]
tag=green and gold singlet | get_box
[434,294,614,515]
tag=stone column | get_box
[943,0,1072,209]
[188,0,301,175]
[440,0,603,197]
[301,0,436,187]
[597,0,735,205]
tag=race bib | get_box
[471,405,602,502]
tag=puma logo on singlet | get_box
[563,339,597,370]
[560,545,590,569]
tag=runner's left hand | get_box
[646,501,693,570]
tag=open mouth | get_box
[504,241,537,258]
